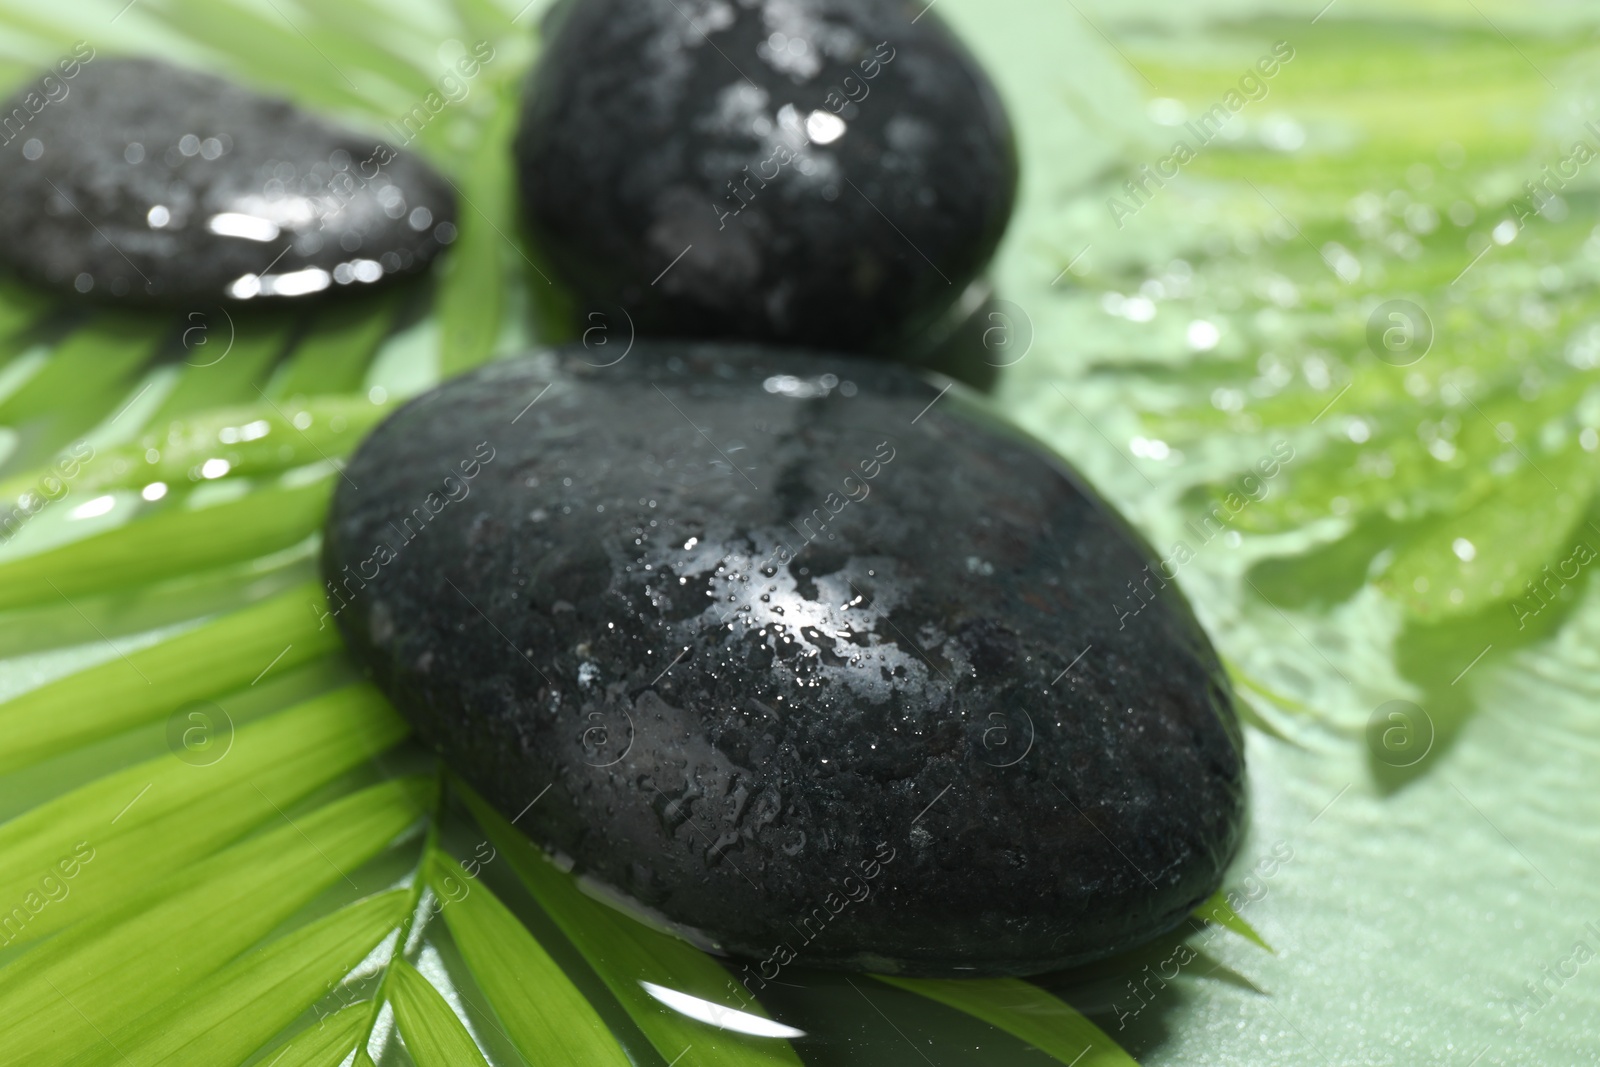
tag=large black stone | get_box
[324,344,1245,977]
[515,0,1018,353]
[0,56,457,303]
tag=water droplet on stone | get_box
[326,343,1246,977]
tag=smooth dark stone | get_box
[0,57,457,303]
[324,344,1245,977]
[516,0,1018,352]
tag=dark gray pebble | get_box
[515,0,1018,352]
[0,56,457,303]
[323,343,1245,977]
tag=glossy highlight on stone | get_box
[0,57,457,303]
[516,0,1018,352]
[324,344,1245,977]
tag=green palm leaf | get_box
[469,789,808,1067]
[265,1003,372,1067]
[0,395,389,506]
[0,582,339,771]
[144,320,294,424]
[0,315,163,467]
[388,958,495,1067]
[0,778,426,1066]
[876,977,1138,1067]
[82,889,413,1067]
[435,77,523,375]
[427,849,633,1066]
[0,478,329,609]
[1188,891,1271,954]
[0,685,407,948]
[270,293,405,398]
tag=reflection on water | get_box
[641,981,808,1039]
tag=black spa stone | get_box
[515,0,1018,353]
[0,56,457,303]
[324,344,1245,977]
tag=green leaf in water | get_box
[0,581,340,774]
[269,293,403,400]
[0,777,427,1067]
[0,477,331,610]
[143,318,294,426]
[435,80,520,376]
[0,684,407,950]
[877,976,1139,1067]
[80,889,412,1067]
[468,789,807,1067]
[426,849,633,1067]
[388,958,493,1067]
[1378,447,1599,622]
[1189,889,1272,953]
[264,1003,372,1067]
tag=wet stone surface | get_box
[0,57,457,303]
[516,0,1018,353]
[325,343,1245,977]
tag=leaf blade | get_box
[876,976,1139,1067]
[0,684,408,949]
[269,294,402,400]
[85,890,412,1067]
[434,82,518,375]
[466,791,807,1067]
[1190,889,1272,952]
[0,778,429,1067]
[258,1003,370,1067]
[427,850,632,1067]
[0,396,390,510]
[0,315,164,467]
[389,958,492,1067]
[0,581,340,773]
[1379,448,1598,622]
[0,478,330,610]
[142,320,293,426]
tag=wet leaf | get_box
[0,684,407,949]
[468,790,807,1067]
[0,581,340,773]
[0,778,427,1067]
[427,849,632,1067]
[388,958,492,1067]
[0,477,330,610]
[80,890,412,1067]
[877,976,1139,1067]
